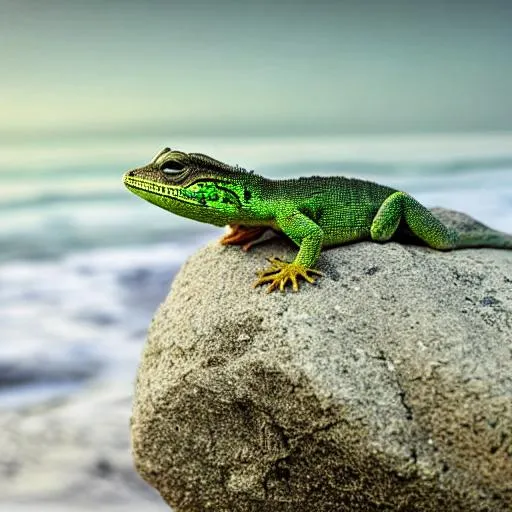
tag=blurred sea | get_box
[1,133,511,510]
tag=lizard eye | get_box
[161,160,185,174]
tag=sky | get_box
[1,0,512,138]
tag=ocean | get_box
[1,133,511,510]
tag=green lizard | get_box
[123,147,512,293]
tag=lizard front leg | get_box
[254,211,323,293]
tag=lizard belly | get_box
[321,226,371,247]
[319,208,375,247]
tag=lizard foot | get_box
[253,257,323,293]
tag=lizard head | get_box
[123,147,259,226]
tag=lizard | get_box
[123,147,512,293]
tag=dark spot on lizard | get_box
[365,266,379,276]
[243,189,252,201]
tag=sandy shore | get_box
[0,382,169,511]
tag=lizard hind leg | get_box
[371,191,457,250]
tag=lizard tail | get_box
[454,230,512,249]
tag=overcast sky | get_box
[1,0,511,138]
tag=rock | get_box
[131,209,512,512]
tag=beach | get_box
[1,134,511,510]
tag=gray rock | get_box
[131,209,512,511]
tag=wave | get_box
[0,191,126,211]
[0,241,207,409]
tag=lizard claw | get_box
[253,257,323,293]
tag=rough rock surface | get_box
[131,209,512,512]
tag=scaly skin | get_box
[123,148,512,292]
